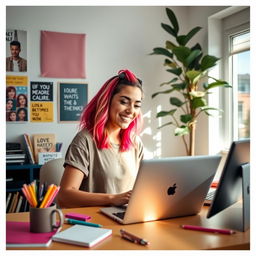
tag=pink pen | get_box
[181,225,235,235]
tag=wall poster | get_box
[6,29,27,72]
[30,81,54,122]
[58,82,87,122]
[6,75,28,122]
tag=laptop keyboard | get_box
[113,211,126,219]
[204,190,216,205]
[205,190,215,200]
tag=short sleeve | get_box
[64,131,91,176]
[135,136,144,162]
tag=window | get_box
[229,31,250,140]
[208,7,250,154]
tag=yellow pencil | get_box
[27,184,38,207]
[39,184,55,208]
[44,185,59,208]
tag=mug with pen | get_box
[21,181,64,233]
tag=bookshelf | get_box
[6,164,42,192]
[6,164,42,213]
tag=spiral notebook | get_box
[52,224,112,247]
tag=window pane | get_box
[231,32,250,54]
[232,50,250,139]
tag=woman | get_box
[6,99,15,112]
[17,93,28,108]
[6,86,16,99]
[16,107,28,121]
[57,70,144,208]
[7,111,17,121]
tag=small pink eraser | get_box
[65,212,92,221]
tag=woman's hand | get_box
[110,190,132,206]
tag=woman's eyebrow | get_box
[120,95,142,103]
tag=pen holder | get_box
[29,203,64,233]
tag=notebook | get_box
[6,221,58,247]
[52,224,112,247]
[100,155,221,224]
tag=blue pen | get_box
[65,218,102,228]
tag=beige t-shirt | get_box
[64,129,144,194]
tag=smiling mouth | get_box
[120,115,132,123]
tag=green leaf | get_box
[171,82,186,90]
[172,46,191,63]
[175,126,190,136]
[161,23,177,37]
[166,68,182,76]
[156,109,177,118]
[166,40,177,50]
[180,114,193,123]
[188,43,203,70]
[184,49,202,67]
[201,55,220,71]
[176,27,202,46]
[150,47,173,59]
[192,97,207,109]
[166,8,179,34]
[158,121,173,129]
[176,35,186,46]
[200,107,223,112]
[186,70,202,83]
[152,88,175,98]
[170,97,184,107]
[204,80,231,90]
[160,77,178,86]
[164,59,177,68]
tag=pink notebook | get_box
[6,221,58,248]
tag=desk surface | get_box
[6,205,249,250]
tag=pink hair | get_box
[80,70,143,152]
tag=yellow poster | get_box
[30,102,53,122]
[6,75,28,86]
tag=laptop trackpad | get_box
[100,206,126,221]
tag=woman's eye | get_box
[135,105,141,108]
[120,100,128,105]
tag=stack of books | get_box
[6,143,26,165]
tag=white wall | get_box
[6,6,228,158]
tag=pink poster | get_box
[40,31,86,78]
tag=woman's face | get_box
[18,110,26,120]
[8,89,16,99]
[18,95,26,106]
[9,112,16,121]
[6,100,13,111]
[107,85,142,131]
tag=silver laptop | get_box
[100,155,221,224]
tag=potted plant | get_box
[151,8,231,156]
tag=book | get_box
[52,224,112,247]
[15,194,24,213]
[23,134,35,164]
[8,191,19,213]
[6,221,58,248]
[33,134,56,164]
[6,192,13,213]
[6,154,26,159]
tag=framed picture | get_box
[6,29,27,73]
[58,82,88,123]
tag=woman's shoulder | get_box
[72,128,94,145]
[134,135,143,149]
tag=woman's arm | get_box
[57,165,132,208]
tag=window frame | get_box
[208,7,250,154]
[222,25,250,148]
